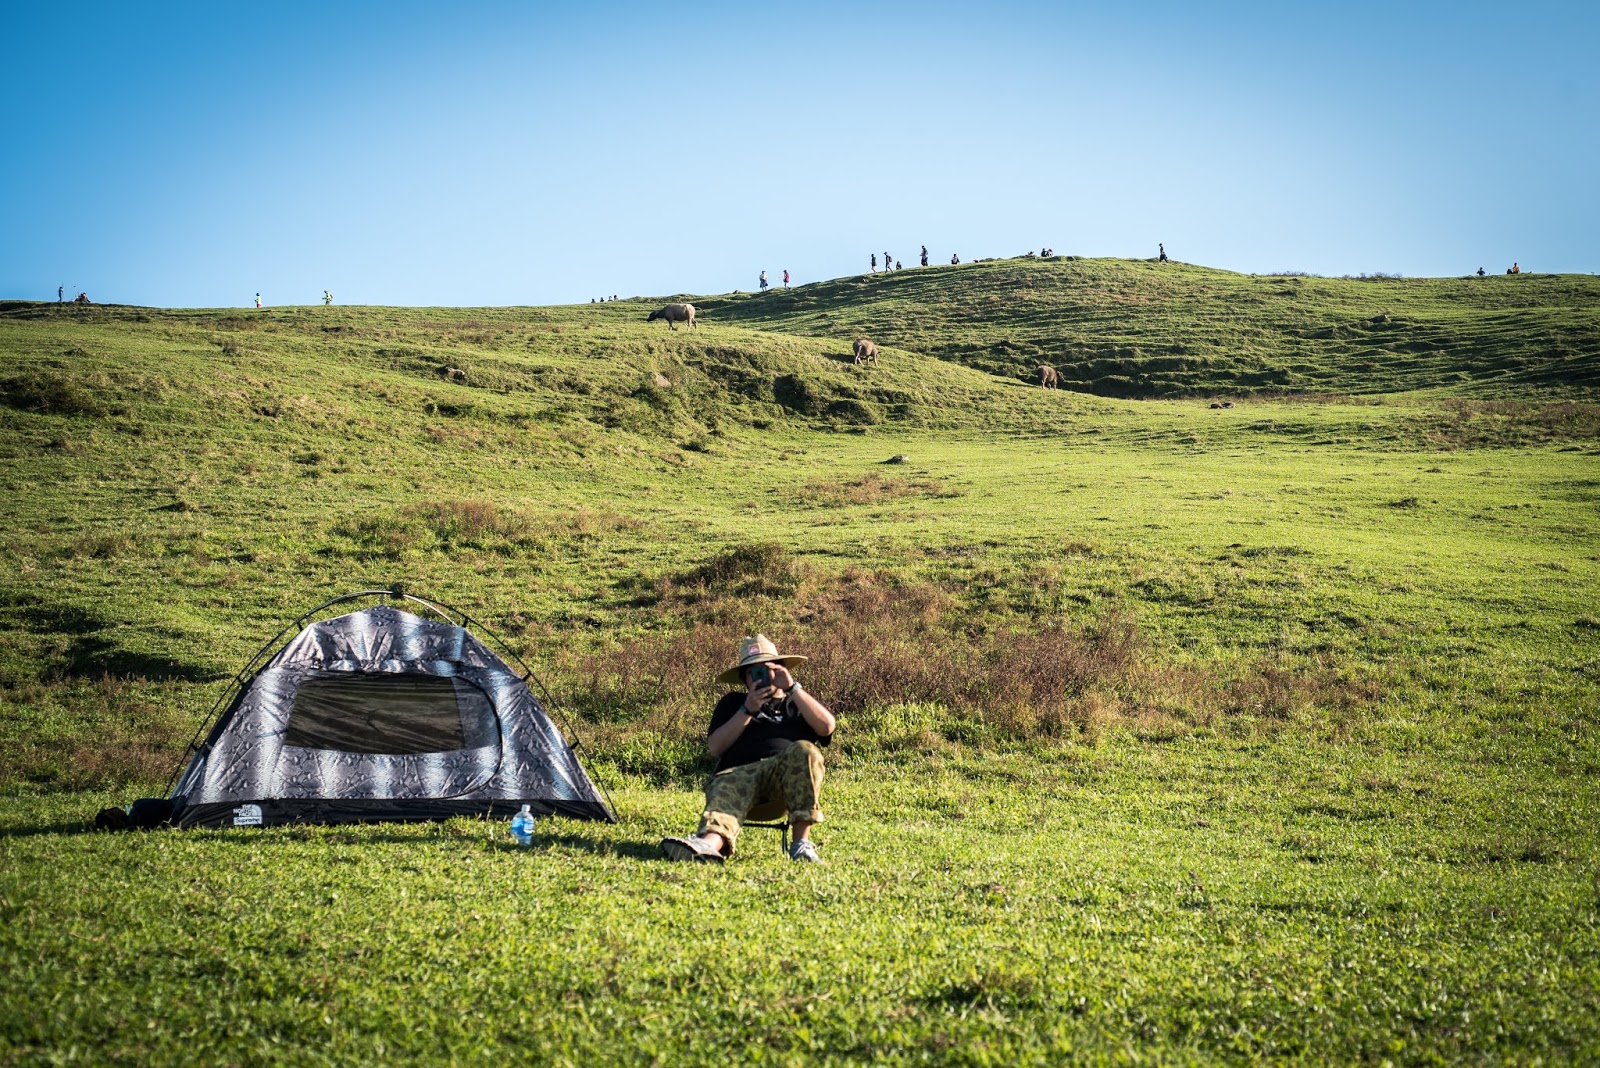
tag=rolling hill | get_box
[701,257,1600,397]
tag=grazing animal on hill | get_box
[853,338,880,366]
[441,366,468,382]
[647,303,697,331]
[1037,365,1060,388]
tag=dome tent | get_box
[160,591,614,829]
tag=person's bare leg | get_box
[695,831,728,853]
[790,820,813,842]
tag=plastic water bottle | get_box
[510,804,535,846]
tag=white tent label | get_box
[232,804,263,827]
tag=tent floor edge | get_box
[174,798,614,830]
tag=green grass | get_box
[4,743,1598,1065]
[1,270,1598,1064]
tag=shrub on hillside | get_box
[825,398,880,425]
[1,371,106,416]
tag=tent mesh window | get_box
[283,672,497,754]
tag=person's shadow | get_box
[534,831,663,861]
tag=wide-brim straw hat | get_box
[716,633,807,686]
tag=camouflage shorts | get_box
[698,741,825,855]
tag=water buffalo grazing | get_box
[647,303,697,331]
[853,338,880,366]
[1038,365,1060,388]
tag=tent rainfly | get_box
[160,593,614,829]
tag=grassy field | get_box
[2,268,1598,1064]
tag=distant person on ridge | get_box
[1159,243,1168,262]
[323,290,332,306]
[1511,262,1520,274]
[660,634,837,864]
[783,268,790,287]
[58,285,63,303]
[895,260,902,270]
[759,270,769,291]
[920,245,929,267]
[871,253,878,273]
[951,253,960,265]
[1477,267,1486,277]
[884,251,891,272]
[254,293,262,309]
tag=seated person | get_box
[661,634,836,863]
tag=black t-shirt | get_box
[708,690,832,772]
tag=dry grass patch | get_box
[1418,399,1600,448]
[1,677,188,790]
[334,500,642,559]
[552,554,1384,778]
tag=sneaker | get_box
[661,834,725,863]
[788,838,821,863]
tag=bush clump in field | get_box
[650,541,806,604]
[0,370,107,416]
[61,532,134,560]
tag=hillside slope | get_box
[697,259,1600,397]
[0,300,1097,446]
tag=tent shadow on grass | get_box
[0,821,103,840]
[54,635,220,681]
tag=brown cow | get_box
[853,338,880,366]
[1038,365,1060,388]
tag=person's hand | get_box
[743,683,776,714]
[767,663,796,692]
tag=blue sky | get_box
[3,1,1595,307]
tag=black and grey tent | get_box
[157,591,614,829]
